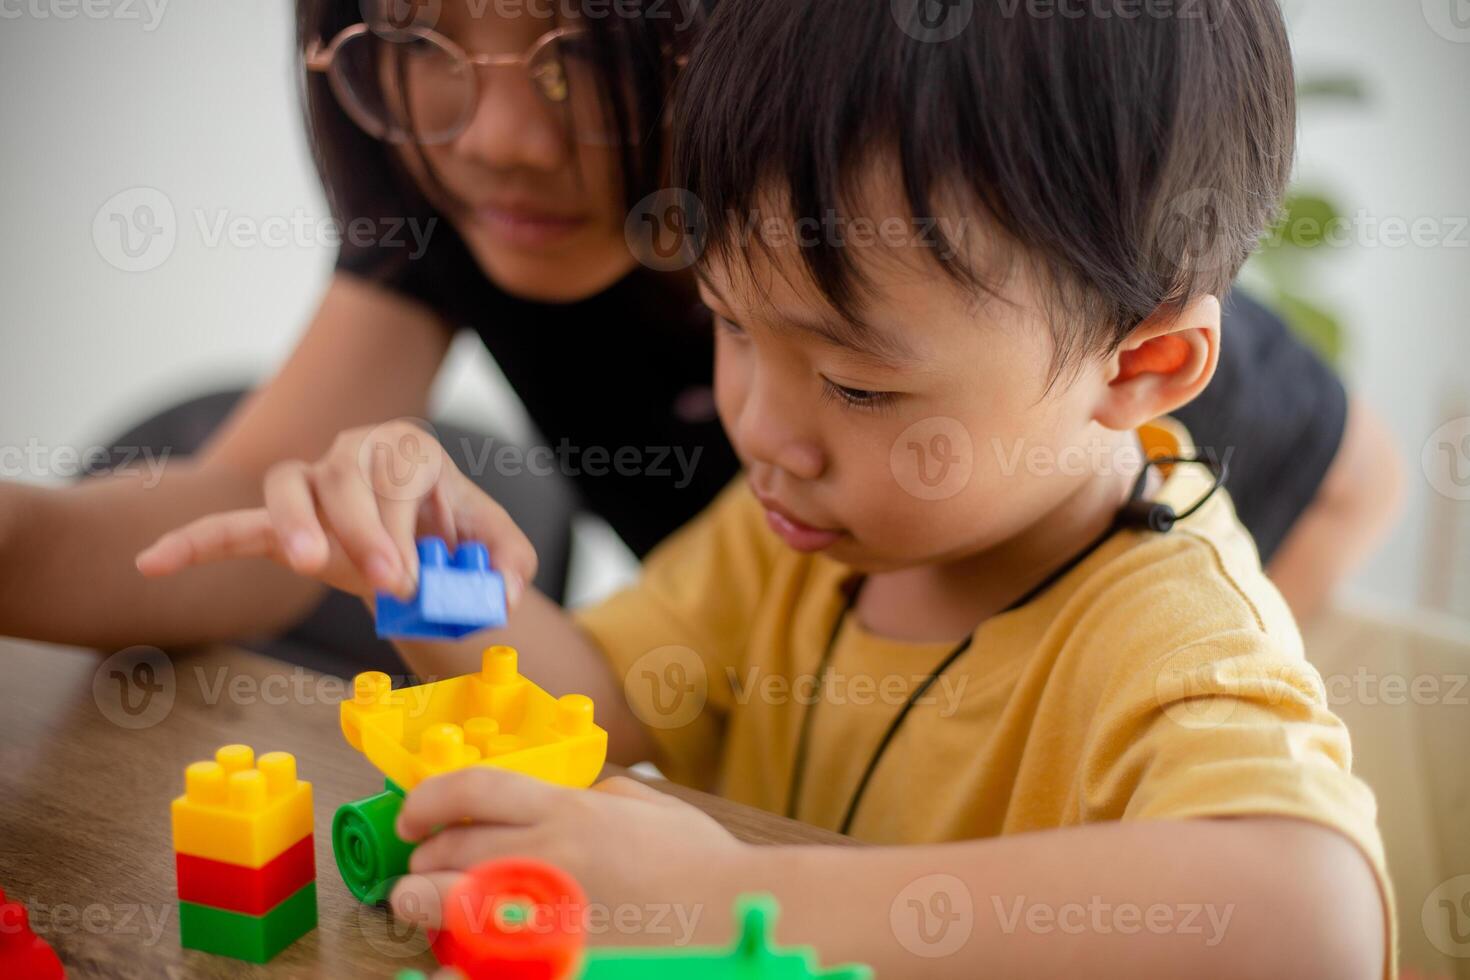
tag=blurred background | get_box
[2,1,1469,976]
[2,0,1467,615]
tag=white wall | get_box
[0,0,1465,612]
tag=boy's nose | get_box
[732,384,826,481]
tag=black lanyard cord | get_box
[783,453,1220,833]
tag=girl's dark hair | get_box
[297,0,704,281]
[675,0,1297,381]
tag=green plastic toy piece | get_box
[580,895,872,979]
[333,779,415,903]
[179,881,318,962]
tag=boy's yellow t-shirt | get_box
[576,417,1394,967]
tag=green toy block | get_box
[179,881,318,962]
[581,895,872,980]
[333,779,415,903]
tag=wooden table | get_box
[0,639,852,978]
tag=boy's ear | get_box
[1093,295,1221,431]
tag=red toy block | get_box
[175,834,316,916]
[0,888,65,980]
[431,859,586,980]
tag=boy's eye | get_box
[821,378,897,413]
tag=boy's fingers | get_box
[134,510,277,576]
[591,774,678,805]
[407,825,537,876]
[263,461,328,573]
[389,872,459,930]
[311,463,407,595]
[395,768,563,842]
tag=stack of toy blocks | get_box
[171,745,317,962]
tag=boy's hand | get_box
[388,768,747,932]
[133,421,536,605]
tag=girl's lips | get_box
[476,205,588,248]
[762,505,843,553]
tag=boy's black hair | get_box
[674,0,1296,380]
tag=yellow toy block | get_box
[171,745,313,868]
[341,645,607,791]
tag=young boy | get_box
[138,0,1393,974]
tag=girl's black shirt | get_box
[338,221,1345,564]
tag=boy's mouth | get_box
[754,492,844,553]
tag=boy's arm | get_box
[389,588,657,767]
[722,816,1384,980]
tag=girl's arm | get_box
[0,273,452,647]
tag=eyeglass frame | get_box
[304,22,624,146]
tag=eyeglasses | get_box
[305,22,626,147]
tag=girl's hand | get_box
[134,420,536,605]
[388,768,748,936]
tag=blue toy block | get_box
[375,537,507,640]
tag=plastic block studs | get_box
[172,746,317,962]
[376,537,507,640]
[341,646,607,792]
[426,859,874,980]
[334,648,608,904]
[0,887,65,980]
